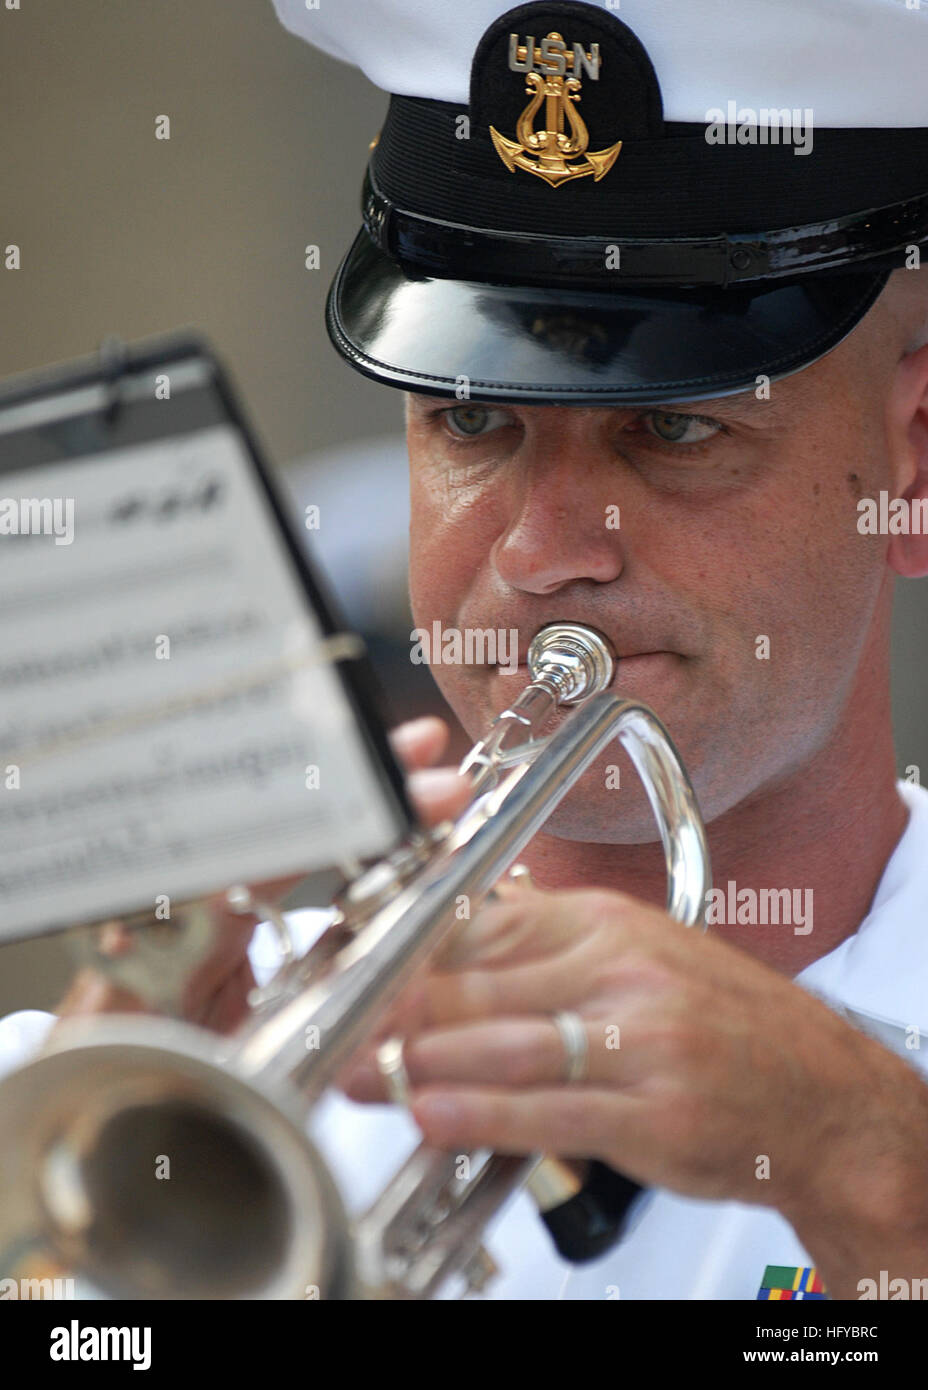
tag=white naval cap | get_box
[272,0,928,127]
[273,0,928,406]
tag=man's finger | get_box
[389,716,449,771]
[54,967,147,1022]
[407,767,471,826]
[343,1018,573,1100]
[404,953,594,1032]
[410,1085,639,1161]
[437,886,591,969]
[199,956,258,1035]
[390,716,471,825]
[344,1011,657,1100]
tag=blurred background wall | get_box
[0,0,925,1012]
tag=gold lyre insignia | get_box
[489,31,622,188]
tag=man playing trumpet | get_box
[4,0,928,1300]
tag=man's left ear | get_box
[887,341,928,578]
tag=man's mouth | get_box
[490,652,685,713]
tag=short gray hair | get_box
[909,318,928,353]
[903,263,928,352]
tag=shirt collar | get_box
[795,780,928,1049]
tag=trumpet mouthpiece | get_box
[527,623,615,703]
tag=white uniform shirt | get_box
[2,779,927,1300]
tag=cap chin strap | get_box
[363,167,928,290]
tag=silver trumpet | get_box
[0,622,710,1299]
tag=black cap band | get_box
[363,163,928,289]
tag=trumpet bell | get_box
[0,1016,352,1300]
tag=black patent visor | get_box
[326,229,891,405]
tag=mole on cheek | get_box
[846,472,863,500]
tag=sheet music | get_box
[0,422,401,941]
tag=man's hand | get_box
[344,883,928,1297]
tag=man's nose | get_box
[490,447,625,595]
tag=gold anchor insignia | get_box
[489,31,623,188]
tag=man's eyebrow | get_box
[406,394,461,410]
[660,391,793,421]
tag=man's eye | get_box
[442,405,512,438]
[642,411,722,444]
